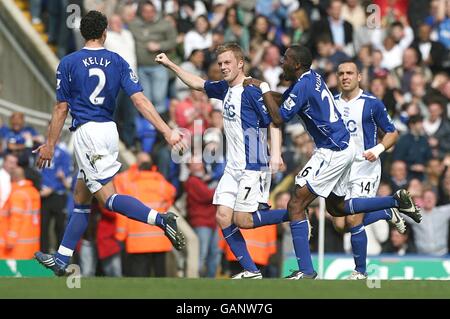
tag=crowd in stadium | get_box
[0,0,449,278]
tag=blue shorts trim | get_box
[96,172,118,186]
[305,181,320,197]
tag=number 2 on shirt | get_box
[89,68,105,105]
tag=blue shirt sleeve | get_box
[56,59,71,103]
[243,86,272,127]
[119,55,143,97]
[373,99,396,133]
[279,80,307,122]
[204,80,228,101]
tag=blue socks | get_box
[106,194,164,228]
[344,196,397,215]
[350,224,367,274]
[363,209,392,226]
[56,205,90,265]
[252,209,289,228]
[222,224,258,272]
[290,219,315,275]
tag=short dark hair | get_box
[80,10,108,41]
[338,60,361,72]
[408,114,423,126]
[289,45,313,70]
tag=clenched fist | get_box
[155,53,171,67]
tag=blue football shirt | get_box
[56,47,142,131]
[280,70,350,151]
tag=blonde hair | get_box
[291,9,310,30]
[216,43,245,65]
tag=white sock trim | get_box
[107,193,119,211]
[73,208,90,214]
[58,245,74,257]
[147,209,158,225]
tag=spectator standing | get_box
[223,5,250,55]
[423,99,450,158]
[105,14,138,149]
[129,1,177,115]
[0,153,18,210]
[183,15,213,59]
[405,189,450,256]
[0,154,18,257]
[174,89,212,137]
[312,0,355,57]
[341,0,366,30]
[184,158,220,278]
[40,142,72,253]
[412,23,448,73]
[115,152,176,277]
[284,9,311,48]
[393,115,433,181]
[175,49,206,100]
[1,167,40,259]
[390,47,432,93]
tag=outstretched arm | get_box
[35,102,68,169]
[155,53,205,91]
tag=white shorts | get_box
[213,167,271,212]
[295,140,356,198]
[345,159,381,200]
[74,121,122,193]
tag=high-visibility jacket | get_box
[114,166,176,253]
[219,225,277,266]
[0,169,11,257]
[1,180,40,259]
[0,204,8,258]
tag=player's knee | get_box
[345,214,364,229]
[216,210,232,228]
[332,217,347,233]
[74,192,91,206]
[233,213,253,229]
[287,198,306,220]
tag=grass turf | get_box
[0,278,449,299]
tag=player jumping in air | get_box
[156,44,290,279]
[34,10,186,276]
[244,45,422,279]
[332,61,406,279]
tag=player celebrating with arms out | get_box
[34,11,186,276]
[156,44,290,279]
[244,45,422,279]
[333,61,407,279]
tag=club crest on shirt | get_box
[283,97,295,111]
[129,69,139,83]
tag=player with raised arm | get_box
[332,61,406,280]
[244,45,422,279]
[34,11,186,276]
[156,43,289,279]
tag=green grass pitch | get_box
[0,278,449,299]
